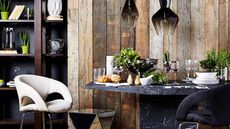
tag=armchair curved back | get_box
[15,74,72,112]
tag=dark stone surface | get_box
[85,82,229,95]
[140,95,185,129]
[85,81,230,129]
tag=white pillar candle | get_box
[106,56,114,75]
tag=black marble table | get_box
[85,81,228,95]
[85,81,230,129]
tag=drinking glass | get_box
[170,60,179,84]
[185,59,192,78]
[93,68,105,82]
[191,59,199,77]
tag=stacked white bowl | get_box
[192,72,219,85]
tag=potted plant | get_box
[198,49,230,80]
[199,49,217,72]
[0,0,11,20]
[19,30,30,54]
[114,48,158,76]
[216,50,230,79]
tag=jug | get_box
[47,38,64,54]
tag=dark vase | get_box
[152,0,179,35]
[126,58,158,76]
[121,0,139,28]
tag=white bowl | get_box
[195,72,217,79]
[140,78,151,86]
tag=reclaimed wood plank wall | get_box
[68,0,229,129]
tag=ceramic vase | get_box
[47,0,62,19]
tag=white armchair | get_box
[14,74,72,129]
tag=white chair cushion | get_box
[20,104,41,112]
[46,99,72,113]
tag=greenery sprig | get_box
[0,0,11,12]
[144,71,168,84]
[114,48,140,67]
[19,30,30,46]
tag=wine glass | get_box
[185,59,192,79]
[113,66,123,76]
[169,60,179,84]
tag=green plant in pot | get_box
[199,49,230,80]
[0,0,11,20]
[199,49,217,72]
[216,50,230,79]
[114,48,158,76]
[114,48,140,74]
[19,30,30,54]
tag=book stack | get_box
[0,50,17,54]
[8,5,25,20]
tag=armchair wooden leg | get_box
[20,112,26,129]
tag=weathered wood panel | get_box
[106,0,122,128]
[191,0,205,61]
[68,0,230,129]
[135,0,149,58]
[218,0,229,50]
[93,0,108,109]
[78,0,93,109]
[204,0,219,52]
[67,0,79,128]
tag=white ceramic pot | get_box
[195,72,217,79]
[140,75,153,86]
[47,0,62,16]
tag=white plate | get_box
[94,82,129,86]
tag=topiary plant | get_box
[199,49,217,72]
